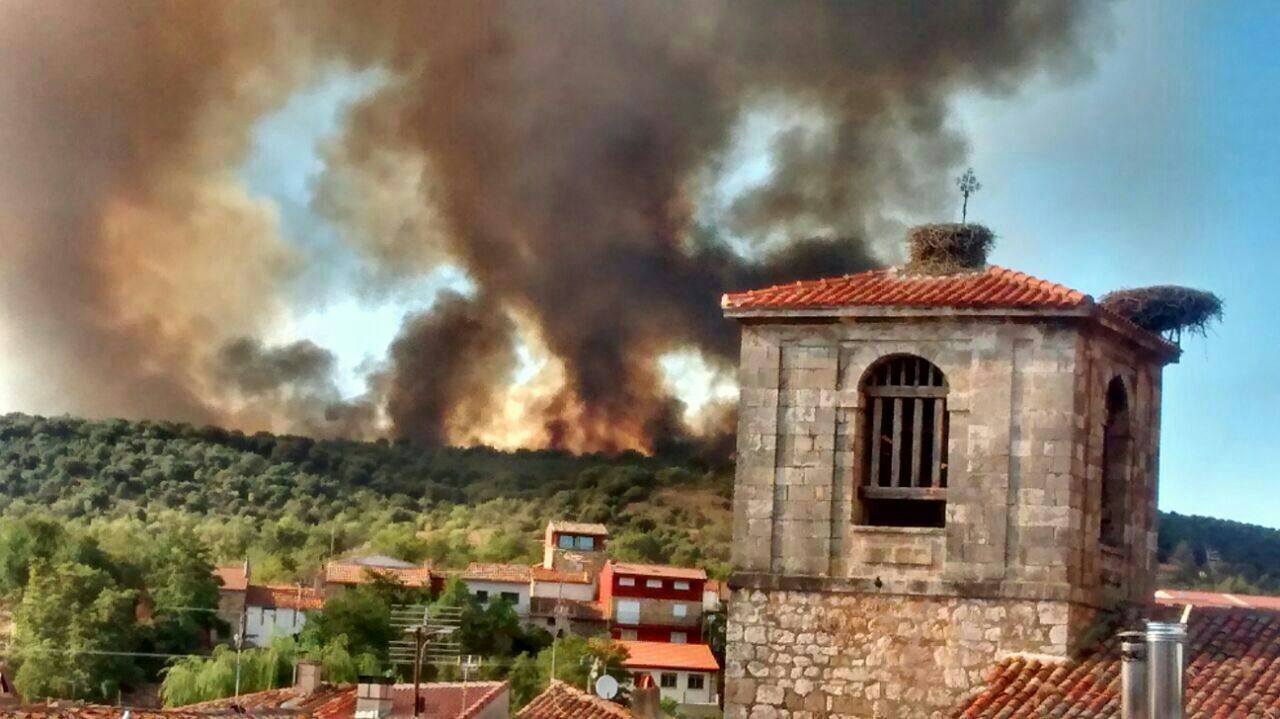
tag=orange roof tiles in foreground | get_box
[618,640,720,672]
[461,562,533,583]
[1154,588,1280,611]
[324,561,433,587]
[722,265,1088,312]
[516,680,632,719]
[954,607,1280,718]
[212,565,248,591]
[609,562,706,581]
[531,566,593,584]
[245,584,325,611]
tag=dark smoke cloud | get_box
[383,292,517,446]
[310,0,1105,450]
[0,1,1107,451]
[215,338,336,396]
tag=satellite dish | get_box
[594,674,619,700]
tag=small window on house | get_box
[672,604,687,618]
[558,534,574,549]
[616,600,640,625]
[1100,377,1131,549]
[546,617,555,626]
[474,590,489,602]
[860,355,949,528]
[619,577,636,587]
[687,674,705,690]
[670,631,687,643]
[500,591,519,604]
[673,581,690,591]
[660,673,678,689]
[646,579,663,589]
[575,536,595,551]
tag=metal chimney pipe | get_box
[1145,622,1187,719]
[1119,631,1148,719]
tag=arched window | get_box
[860,355,948,528]
[1100,377,1131,548]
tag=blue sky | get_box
[235,0,1277,527]
[956,0,1279,527]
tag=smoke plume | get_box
[0,1,1106,452]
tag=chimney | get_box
[630,675,662,719]
[1119,632,1147,719]
[355,676,394,719]
[294,661,322,696]
[1118,621,1187,719]
[1146,621,1187,719]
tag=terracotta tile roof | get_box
[516,680,632,719]
[324,561,433,587]
[547,521,610,537]
[953,607,1280,718]
[212,565,248,592]
[610,562,706,581]
[0,708,226,719]
[244,584,325,611]
[461,562,533,584]
[529,597,607,621]
[531,567,592,584]
[178,682,350,713]
[618,640,720,672]
[1155,588,1280,611]
[722,266,1088,312]
[178,682,507,719]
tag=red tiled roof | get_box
[531,567,592,584]
[212,565,248,592]
[245,584,325,611]
[618,640,720,672]
[516,680,632,719]
[1155,588,1280,611]
[324,561,433,587]
[178,682,507,719]
[547,521,610,537]
[722,266,1088,312]
[461,562,533,584]
[953,607,1280,718]
[610,562,706,581]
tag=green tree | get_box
[142,528,222,655]
[13,560,141,701]
[507,635,630,710]
[296,585,393,662]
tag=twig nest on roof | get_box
[1099,285,1223,342]
[904,223,994,275]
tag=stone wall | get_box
[724,587,1098,719]
[731,314,1164,606]
[725,311,1167,717]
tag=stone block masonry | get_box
[724,587,1097,719]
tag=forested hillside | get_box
[0,412,1276,591]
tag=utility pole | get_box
[956,168,981,223]
[233,609,246,699]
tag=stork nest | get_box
[1099,286,1223,342]
[904,223,994,275]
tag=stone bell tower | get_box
[719,225,1179,718]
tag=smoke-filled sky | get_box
[1,1,1276,526]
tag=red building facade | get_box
[599,561,707,644]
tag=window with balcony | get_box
[860,355,949,528]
